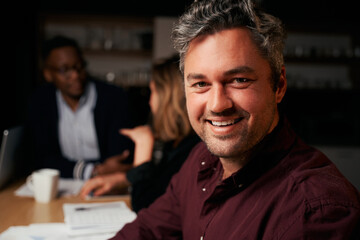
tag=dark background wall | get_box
[9,0,360,147]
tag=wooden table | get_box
[0,179,131,233]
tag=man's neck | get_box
[219,155,250,180]
[62,94,80,112]
[219,113,281,180]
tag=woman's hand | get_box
[120,125,154,167]
[80,172,130,199]
[94,150,132,176]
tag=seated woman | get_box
[80,55,200,212]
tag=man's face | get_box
[184,28,286,160]
[43,46,86,99]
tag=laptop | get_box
[0,125,24,190]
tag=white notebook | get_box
[63,201,136,237]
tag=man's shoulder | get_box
[32,82,56,96]
[29,83,57,106]
[91,79,128,106]
[252,143,360,238]
[285,143,360,207]
[276,146,360,239]
[92,78,125,94]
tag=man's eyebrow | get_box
[223,66,255,76]
[186,66,255,81]
[186,73,206,81]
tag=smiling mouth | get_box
[208,118,243,127]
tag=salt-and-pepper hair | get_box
[171,0,286,91]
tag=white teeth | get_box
[211,120,235,126]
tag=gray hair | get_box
[171,0,286,91]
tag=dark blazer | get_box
[25,78,134,178]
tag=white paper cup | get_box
[26,168,60,203]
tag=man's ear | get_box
[275,66,287,103]
[43,69,53,83]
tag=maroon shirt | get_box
[110,118,360,240]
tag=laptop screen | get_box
[0,125,24,190]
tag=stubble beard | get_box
[198,115,275,163]
[199,121,252,160]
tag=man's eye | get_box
[234,78,248,83]
[193,82,208,87]
[58,67,70,74]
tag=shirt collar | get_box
[56,81,97,112]
[230,116,297,187]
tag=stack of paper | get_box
[0,223,69,240]
[63,201,136,237]
[0,223,116,240]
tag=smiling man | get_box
[184,28,286,179]
[26,35,134,180]
[110,0,360,239]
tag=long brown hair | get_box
[151,55,193,144]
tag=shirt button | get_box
[200,236,204,240]
[202,188,206,192]
[201,161,206,166]
[238,184,244,188]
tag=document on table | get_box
[14,178,84,197]
[0,223,116,240]
[63,201,137,237]
[0,201,136,240]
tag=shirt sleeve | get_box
[280,198,360,240]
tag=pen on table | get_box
[75,207,90,211]
[75,202,121,211]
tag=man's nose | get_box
[67,68,82,79]
[207,85,233,113]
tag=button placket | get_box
[200,161,207,193]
